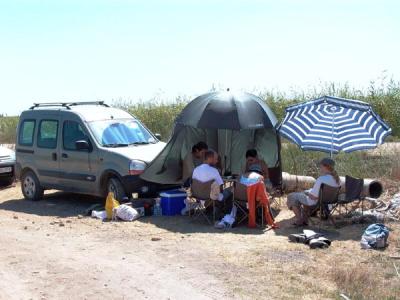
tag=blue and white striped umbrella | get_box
[278,96,392,154]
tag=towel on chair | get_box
[246,181,277,229]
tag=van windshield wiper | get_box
[103,143,129,148]
[129,141,150,146]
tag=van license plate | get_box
[0,167,12,173]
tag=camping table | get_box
[222,176,236,186]
[222,177,236,195]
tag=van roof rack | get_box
[30,101,109,110]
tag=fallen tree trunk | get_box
[282,172,383,198]
[282,172,316,192]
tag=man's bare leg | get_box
[291,206,304,225]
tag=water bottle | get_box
[154,202,162,216]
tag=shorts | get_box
[287,192,317,209]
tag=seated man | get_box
[287,158,341,226]
[192,150,232,212]
[244,149,272,190]
[182,141,208,184]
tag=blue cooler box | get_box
[159,189,187,216]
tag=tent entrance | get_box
[141,125,282,187]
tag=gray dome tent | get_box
[141,91,282,187]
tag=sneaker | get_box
[214,221,232,229]
[214,221,225,229]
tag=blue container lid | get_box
[159,189,187,198]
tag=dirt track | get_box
[0,184,237,299]
[0,183,399,300]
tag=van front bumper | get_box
[121,175,179,198]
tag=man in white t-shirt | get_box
[192,150,232,208]
[287,158,341,226]
[182,141,208,184]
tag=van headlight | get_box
[129,160,146,175]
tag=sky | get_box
[0,0,399,115]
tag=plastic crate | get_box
[159,189,187,216]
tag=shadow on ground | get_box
[273,213,371,242]
[138,213,370,240]
[0,182,16,190]
[0,185,373,240]
[0,191,102,218]
[136,205,290,235]
[138,215,271,235]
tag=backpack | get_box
[360,223,389,249]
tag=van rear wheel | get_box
[107,178,127,201]
[21,171,44,201]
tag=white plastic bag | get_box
[114,204,140,221]
[91,210,107,220]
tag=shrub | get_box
[0,116,18,144]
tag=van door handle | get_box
[52,153,57,161]
[62,153,68,159]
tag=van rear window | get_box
[37,120,59,149]
[18,120,35,146]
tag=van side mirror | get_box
[154,133,162,140]
[75,140,91,151]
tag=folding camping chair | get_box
[334,175,364,217]
[267,166,283,207]
[268,185,283,208]
[233,181,265,227]
[233,181,250,226]
[308,184,341,229]
[188,179,216,225]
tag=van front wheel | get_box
[107,178,127,201]
[21,171,44,201]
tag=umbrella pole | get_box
[225,130,228,174]
[330,109,335,158]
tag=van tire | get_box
[21,171,44,201]
[107,177,127,201]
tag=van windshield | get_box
[89,119,156,147]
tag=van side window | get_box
[19,120,36,146]
[63,121,87,150]
[37,120,59,149]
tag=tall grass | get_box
[0,81,399,180]
[119,79,400,141]
[260,79,400,137]
[114,97,189,140]
[0,116,18,145]
[281,142,396,179]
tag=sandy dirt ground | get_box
[0,183,399,300]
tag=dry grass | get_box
[330,256,400,300]
[193,205,400,299]
[391,160,400,182]
[1,184,399,299]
